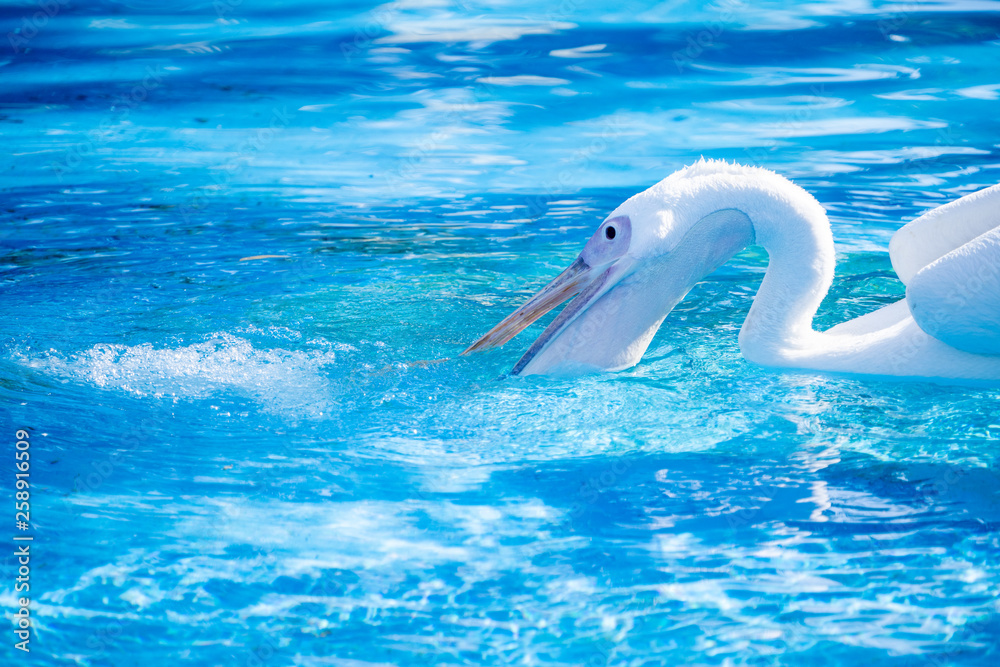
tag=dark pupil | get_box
[605,226,616,240]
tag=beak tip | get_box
[463,258,592,360]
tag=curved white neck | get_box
[735,181,836,363]
[655,173,835,363]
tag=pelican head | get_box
[463,159,772,376]
[463,159,1000,382]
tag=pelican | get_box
[463,159,1000,381]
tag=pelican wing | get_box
[890,183,1000,284]
[905,224,1000,355]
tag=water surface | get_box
[2,1,1000,665]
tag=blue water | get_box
[2,1,1000,665]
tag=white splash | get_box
[17,333,351,418]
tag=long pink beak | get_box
[461,258,594,355]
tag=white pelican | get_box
[463,159,1000,381]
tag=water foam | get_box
[17,333,349,418]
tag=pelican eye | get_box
[605,226,616,240]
